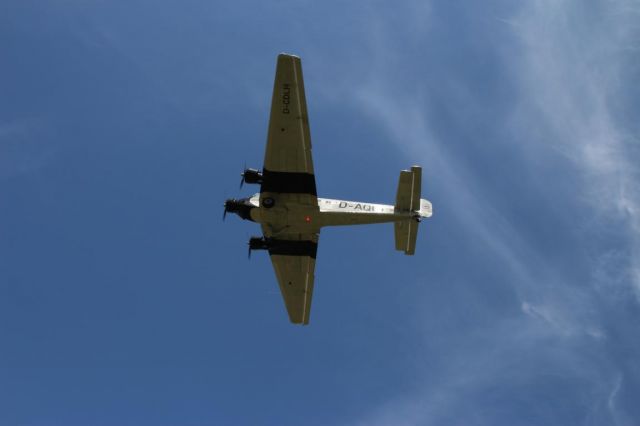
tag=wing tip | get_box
[289,317,310,326]
[278,52,301,60]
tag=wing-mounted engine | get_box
[248,236,269,258]
[247,236,318,259]
[240,168,263,188]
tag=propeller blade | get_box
[223,207,227,221]
[240,162,247,189]
[248,245,252,259]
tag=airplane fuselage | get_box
[225,194,423,235]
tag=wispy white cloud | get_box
[608,374,623,424]
[337,0,640,424]
[511,0,640,303]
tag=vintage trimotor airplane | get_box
[224,53,432,325]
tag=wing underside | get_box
[266,235,319,325]
[261,53,317,207]
[264,53,314,176]
[261,54,320,324]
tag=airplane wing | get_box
[261,54,320,324]
[261,53,317,205]
[266,233,319,325]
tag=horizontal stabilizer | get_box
[394,166,428,255]
[395,166,421,212]
[395,220,418,255]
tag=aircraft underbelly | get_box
[257,207,321,236]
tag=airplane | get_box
[224,53,432,325]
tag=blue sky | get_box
[2,1,639,425]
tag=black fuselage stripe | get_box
[268,239,318,259]
[260,169,317,196]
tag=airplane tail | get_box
[394,166,432,255]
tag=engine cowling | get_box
[248,236,269,251]
[241,168,263,185]
[224,198,254,221]
[248,236,269,258]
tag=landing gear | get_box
[262,197,275,208]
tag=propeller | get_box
[240,167,264,189]
[223,199,230,221]
[223,199,236,221]
[240,162,247,189]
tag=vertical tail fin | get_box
[394,166,431,255]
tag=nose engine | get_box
[223,198,253,221]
